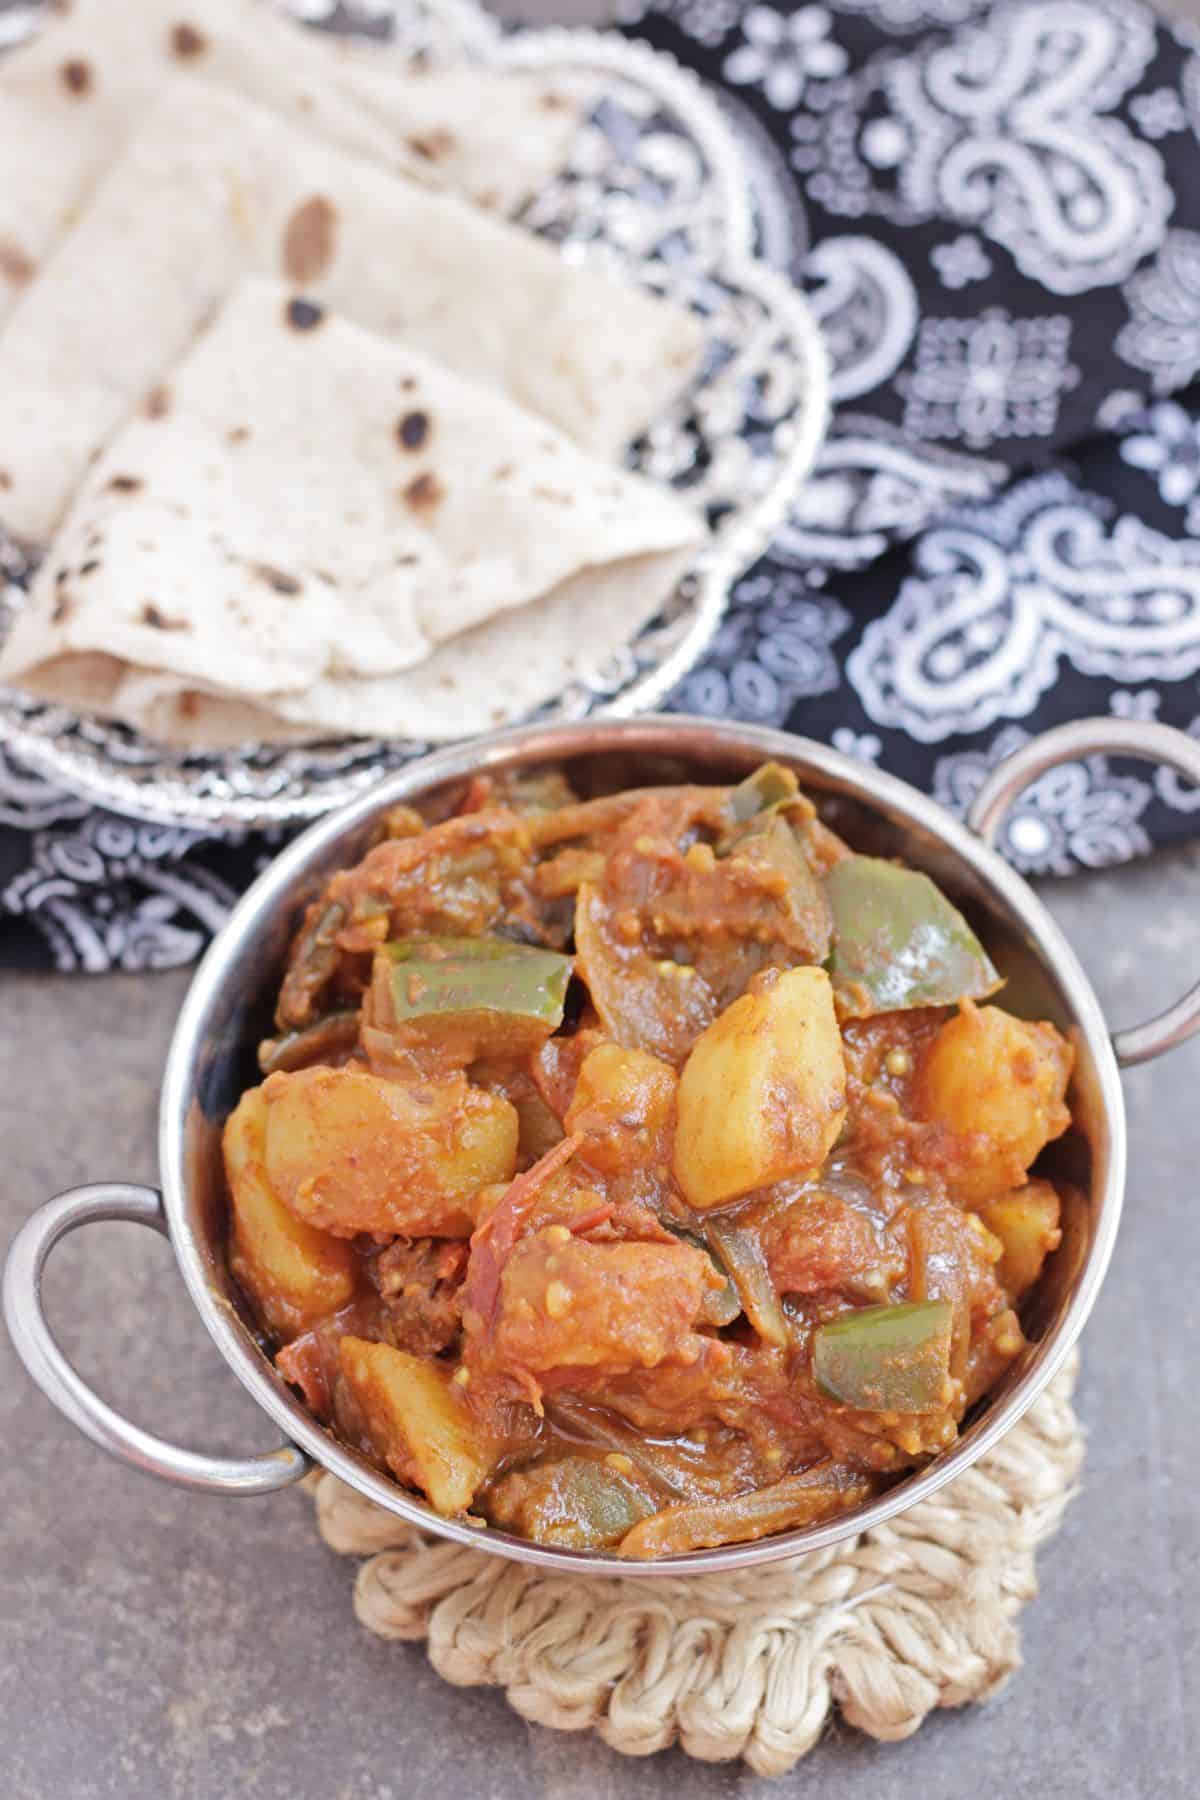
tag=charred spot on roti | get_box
[493,463,514,481]
[170,22,208,58]
[539,90,570,112]
[141,602,188,631]
[0,242,34,287]
[78,559,101,577]
[144,385,172,419]
[406,129,456,163]
[227,425,251,446]
[394,553,418,566]
[51,590,74,625]
[534,487,572,505]
[180,694,199,720]
[285,296,325,333]
[250,562,303,596]
[106,474,142,494]
[399,376,417,392]
[396,411,430,452]
[60,59,92,95]
[0,470,9,490]
[402,472,445,514]
[282,197,338,284]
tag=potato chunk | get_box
[338,1337,495,1515]
[262,1065,518,1238]
[672,966,847,1210]
[563,1043,677,1173]
[975,1179,1062,1298]
[223,1087,355,1339]
[915,1003,1073,1203]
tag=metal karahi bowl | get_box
[7,714,1200,1576]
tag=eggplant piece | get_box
[275,898,347,1029]
[704,1220,789,1347]
[258,1009,360,1075]
[812,1299,955,1414]
[669,1227,742,1327]
[826,856,1001,1015]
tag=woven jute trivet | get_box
[311,1353,1082,1776]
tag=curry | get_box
[222,762,1074,1558]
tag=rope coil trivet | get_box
[312,1355,1083,1777]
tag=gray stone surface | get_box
[4,3,1200,1796]
[4,845,1198,1800]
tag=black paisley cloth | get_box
[4,0,1200,972]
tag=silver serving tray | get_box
[0,0,828,828]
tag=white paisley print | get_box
[1117,230,1200,393]
[932,725,1153,871]
[826,0,990,30]
[722,5,847,111]
[617,0,742,48]
[673,572,851,722]
[847,472,1200,742]
[831,727,883,762]
[805,236,918,403]
[723,5,848,112]
[899,312,1078,447]
[0,745,241,970]
[1128,87,1188,139]
[930,234,993,290]
[770,417,1004,569]
[1120,401,1200,534]
[797,0,1170,295]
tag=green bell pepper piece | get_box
[812,1299,955,1414]
[728,761,799,824]
[374,937,572,1056]
[826,855,1001,1014]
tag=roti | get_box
[0,0,584,319]
[0,76,704,545]
[0,277,704,747]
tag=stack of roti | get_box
[0,76,704,545]
[0,279,705,745]
[0,0,586,319]
[0,4,709,748]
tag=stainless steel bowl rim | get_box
[11,714,1200,1575]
